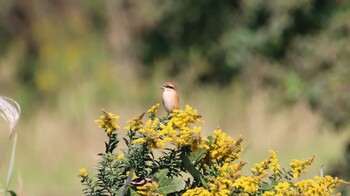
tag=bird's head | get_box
[161,82,177,92]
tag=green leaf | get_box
[189,147,206,166]
[180,152,208,189]
[259,181,271,191]
[7,190,17,196]
[116,186,142,196]
[118,168,134,196]
[6,133,17,191]
[155,169,185,195]
[130,188,141,196]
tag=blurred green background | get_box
[1,0,350,195]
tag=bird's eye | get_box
[166,85,174,89]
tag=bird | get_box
[161,82,179,114]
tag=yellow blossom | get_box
[136,182,161,196]
[126,171,138,179]
[147,103,160,116]
[251,150,280,176]
[269,150,280,174]
[209,162,247,195]
[273,181,298,195]
[289,155,315,178]
[262,191,275,196]
[116,154,125,160]
[170,105,204,129]
[294,175,349,195]
[124,113,144,132]
[79,168,88,177]
[183,187,211,196]
[216,162,246,179]
[144,105,208,152]
[95,109,120,135]
[251,158,269,176]
[133,118,168,149]
[232,176,261,194]
[209,129,243,163]
[174,126,209,152]
[209,176,233,196]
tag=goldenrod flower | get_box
[136,181,160,196]
[124,112,144,132]
[251,150,280,176]
[141,105,209,152]
[79,168,88,177]
[209,176,233,196]
[208,162,247,195]
[251,158,270,176]
[289,155,315,178]
[216,162,245,179]
[262,191,275,196]
[133,138,147,144]
[170,105,204,129]
[147,103,160,116]
[274,181,296,195]
[174,126,209,152]
[116,154,125,160]
[269,150,280,174]
[133,118,168,149]
[295,175,349,195]
[209,129,243,163]
[183,187,211,196]
[232,176,261,194]
[126,171,138,179]
[95,109,120,135]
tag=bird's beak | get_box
[160,86,165,90]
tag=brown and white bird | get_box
[161,82,179,114]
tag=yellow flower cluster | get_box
[170,105,204,128]
[132,104,208,152]
[275,182,297,195]
[209,162,246,195]
[78,168,88,177]
[95,109,120,135]
[289,155,315,178]
[251,150,280,176]
[183,187,211,196]
[295,175,349,195]
[136,182,161,196]
[116,153,125,160]
[190,161,262,196]
[124,113,144,132]
[209,129,243,163]
[133,118,168,149]
[165,105,207,151]
[263,175,350,195]
[147,103,160,116]
[209,176,232,195]
[232,176,262,194]
[217,162,245,179]
[175,126,209,151]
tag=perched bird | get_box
[161,82,179,114]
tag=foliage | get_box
[2,0,350,129]
[138,0,350,129]
[79,104,348,195]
